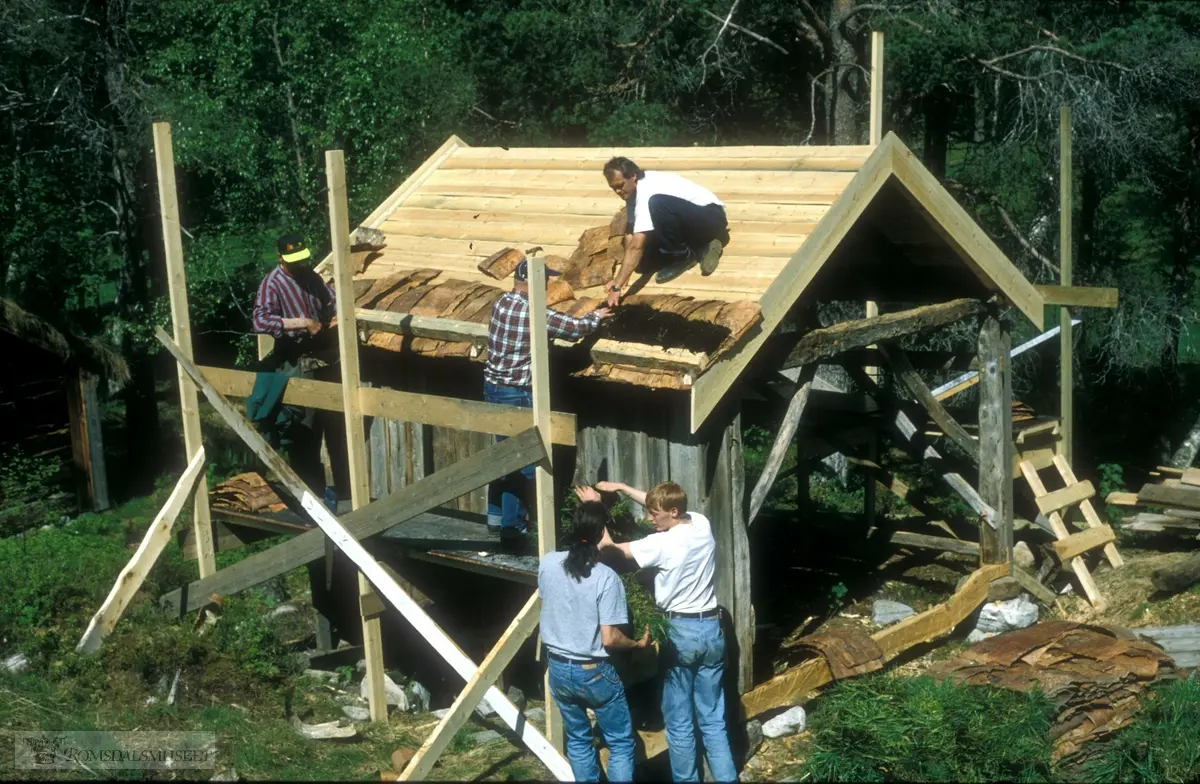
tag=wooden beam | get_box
[197,365,577,447]
[328,149,387,724]
[1137,483,1200,511]
[400,592,541,780]
[154,328,571,780]
[589,339,706,374]
[1105,491,1139,507]
[1053,524,1115,562]
[77,449,206,654]
[748,365,815,526]
[1034,285,1117,308]
[1011,564,1060,607]
[880,344,978,461]
[889,530,980,557]
[783,299,986,370]
[357,310,488,348]
[1018,460,1104,608]
[156,434,545,616]
[1034,480,1095,517]
[738,562,1007,720]
[977,314,1013,565]
[1059,105,1074,465]
[527,257,564,751]
[834,347,976,371]
[870,31,884,147]
[153,121,215,579]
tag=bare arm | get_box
[601,624,650,651]
[595,481,646,507]
[606,233,646,306]
[597,524,636,562]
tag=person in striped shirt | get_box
[484,259,611,543]
[252,234,341,510]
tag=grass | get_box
[801,674,1057,783]
[0,489,550,781]
[1081,679,1200,783]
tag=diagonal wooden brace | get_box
[154,327,571,780]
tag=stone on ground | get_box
[407,680,431,713]
[506,685,526,709]
[871,600,916,627]
[987,576,1023,602]
[362,673,410,710]
[2,653,29,675]
[744,718,764,758]
[341,705,371,721]
[524,706,546,725]
[762,706,806,739]
[969,596,1039,642]
[1013,541,1036,569]
[470,730,503,746]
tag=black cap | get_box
[277,234,312,262]
[514,259,561,282]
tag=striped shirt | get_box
[484,292,602,388]
[252,266,336,339]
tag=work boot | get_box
[699,239,724,276]
[655,258,698,284]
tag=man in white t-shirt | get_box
[595,480,737,783]
[602,157,730,306]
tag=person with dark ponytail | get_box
[537,489,650,782]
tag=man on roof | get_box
[602,157,730,307]
[250,233,342,512]
[484,259,612,544]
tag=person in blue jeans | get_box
[596,480,737,782]
[539,495,650,782]
[483,259,611,542]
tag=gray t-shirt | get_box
[538,551,628,660]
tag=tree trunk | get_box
[923,87,950,178]
[828,0,859,145]
[101,0,159,491]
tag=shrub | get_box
[802,674,1055,782]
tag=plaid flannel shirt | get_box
[484,291,602,387]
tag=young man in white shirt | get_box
[594,480,737,782]
[602,157,730,306]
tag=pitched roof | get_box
[335,132,1043,432]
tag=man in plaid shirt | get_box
[485,259,611,542]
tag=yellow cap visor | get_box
[281,248,312,262]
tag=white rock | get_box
[341,705,371,721]
[871,600,916,627]
[470,730,502,746]
[2,653,29,675]
[407,680,431,713]
[974,597,1038,635]
[967,629,996,644]
[762,706,806,739]
[361,673,409,710]
[432,708,451,719]
[474,700,496,720]
[303,669,339,682]
[209,769,239,782]
[1013,541,1036,570]
[291,717,357,740]
[268,604,300,620]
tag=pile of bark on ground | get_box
[929,621,1178,768]
[353,209,761,386]
[210,472,287,514]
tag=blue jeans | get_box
[547,658,636,783]
[661,618,737,782]
[483,383,535,530]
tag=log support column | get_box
[977,312,1013,565]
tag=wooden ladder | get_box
[1017,454,1124,609]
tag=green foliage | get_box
[210,597,301,680]
[826,582,849,615]
[0,514,130,657]
[803,675,1056,783]
[1083,679,1200,783]
[0,447,68,536]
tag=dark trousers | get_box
[484,382,535,530]
[647,194,729,262]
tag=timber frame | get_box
[76,38,1131,779]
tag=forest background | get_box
[4,0,1200,498]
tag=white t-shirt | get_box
[631,171,724,234]
[627,512,718,613]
